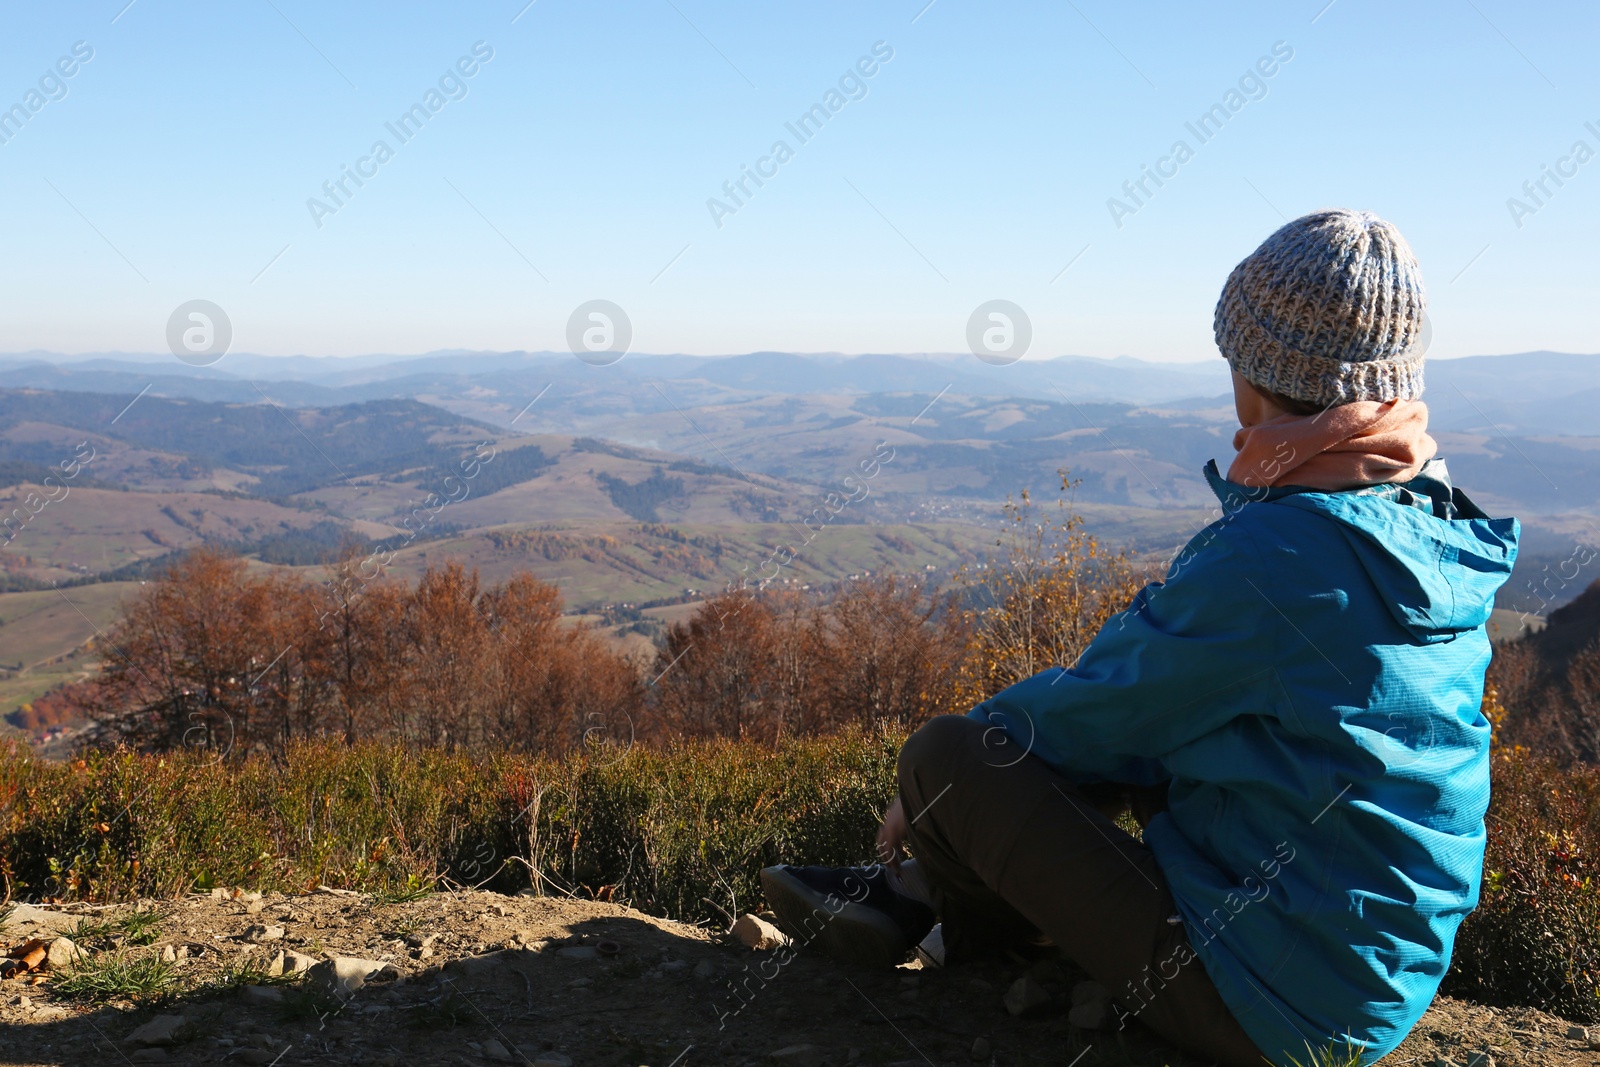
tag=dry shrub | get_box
[950,475,1147,710]
[1487,580,1600,765]
[1444,748,1600,1022]
[0,731,902,921]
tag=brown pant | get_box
[898,715,1266,1066]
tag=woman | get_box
[763,209,1519,1066]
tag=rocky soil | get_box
[3,889,1597,1067]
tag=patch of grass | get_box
[51,951,183,1006]
[387,913,426,938]
[67,913,116,943]
[410,988,483,1029]
[1284,1043,1366,1067]
[70,907,165,947]
[201,956,303,996]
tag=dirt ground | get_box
[2,889,1597,1067]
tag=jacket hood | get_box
[1205,458,1520,642]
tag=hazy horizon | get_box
[7,346,1600,367]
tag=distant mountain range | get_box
[4,348,1599,621]
[4,349,1598,436]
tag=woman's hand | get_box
[876,796,909,868]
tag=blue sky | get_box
[1,0,1595,361]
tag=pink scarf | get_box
[1227,400,1438,491]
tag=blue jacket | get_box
[970,459,1518,1065]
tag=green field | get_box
[0,581,139,728]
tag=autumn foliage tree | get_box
[89,548,312,757]
[648,589,808,743]
[89,547,641,757]
[648,576,970,742]
[808,575,968,730]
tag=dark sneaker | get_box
[760,864,936,968]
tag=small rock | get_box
[693,959,718,979]
[306,957,396,998]
[1003,975,1051,1018]
[1068,1000,1113,1030]
[899,974,920,989]
[1070,980,1109,1007]
[968,977,994,994]
[769,1046,825,1067]
[569,977,592,989]
[11,995,31,1009]
[243,924,284,943]
[511,929,535,944]
[237,1051,277,1066]
[897,989,918,1003]
[557,945,599,960]
[129,1051,169,1064]
[1465,1054,1494,1067]
[160,945,177,963]
[732,913,789,951]
[969,1037,991,1061]
[533,1055,572,1067]
[265,949,318,976]
[847,1048,862,1063]
[45,936,83,969]
[1567,1025,1589,1041]
[242,985,284,1003]
[1429,1058,1457,1067]
[245,898,266,915]
[660,960,688,975]
[127,1014,188,1047]
[482,1038,519,1063]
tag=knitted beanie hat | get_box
[1213,209,1427,408]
